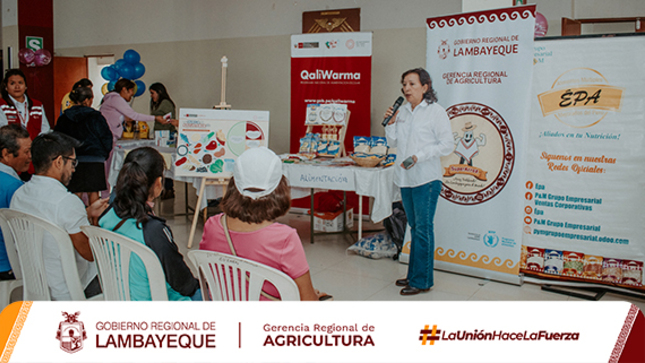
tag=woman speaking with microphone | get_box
[384,68,453,296]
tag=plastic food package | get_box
[601,258,623,283]
[583,255,603,280]
[525,247,544,272]
[543,249,563,275]
[347,232,398,259]
[620,260,643,286]
[562,251,585,277]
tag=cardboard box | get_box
[312,209,353,232]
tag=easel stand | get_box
[187,177,229,248]
[186,55,232,249]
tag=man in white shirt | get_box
[11,131,108,300]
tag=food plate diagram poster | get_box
[175,109,269,178]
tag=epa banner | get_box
[290,32,372,155]
[426,6,535,283]
[1,301,643,362]
[522,36,645,290]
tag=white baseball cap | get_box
[233,147,283,200]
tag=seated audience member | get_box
[199,147,328,301]
[10,132,107,300]
[0,125,31,280]
[99,147,200,301]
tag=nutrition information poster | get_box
[521,35,645,290]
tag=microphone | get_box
[382,96,404,126]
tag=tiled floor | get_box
[164,182,645,311]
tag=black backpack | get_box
[383,202,407,260]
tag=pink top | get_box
[199,214,310,300]
[99,92,155,141]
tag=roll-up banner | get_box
[290,32,372,212]
[426,6,535,284]
[521,35,645,291]
[290,32,372,155]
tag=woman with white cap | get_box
[199,146,328,301]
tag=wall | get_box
[52,0,645,153]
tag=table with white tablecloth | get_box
[283,160,401,241]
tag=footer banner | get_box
[1,301,643,362]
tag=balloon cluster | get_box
[18,48,52,67]
[534,12,548,38]
[100,49,146,97]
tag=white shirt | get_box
[0,161,20,180]
[0,95,50,133]
[10,175,96,300]
[385,101,454,187]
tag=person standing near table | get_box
[55,86,112,213]
[99,79,164,197]
[149,82,178,199]
[149,82,178,130]
[384,68,453,296]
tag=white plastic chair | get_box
[187,250,300,301]
[80,225,168,301]
[0,210,23,310]
[0,209,92,301]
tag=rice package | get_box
[380,154,396,167]
[601,258,623,283]
[562,251,585,277]
[316,140,328,155]
[525,247,544,273]
[583,255,603,280]
[620,260,643,286]
[543,249,563,275]
[347,232,398,259]
[326,141,341,157]
[306,104,321,125]
[370,136,387,147]
[299,136,311,153]
[353,136,371,154]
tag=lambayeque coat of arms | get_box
[56,311,87,353]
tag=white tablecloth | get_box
[283,161,400,223]
[110,144,400,221]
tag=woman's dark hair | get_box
[72,78,93,90]
[401,68,438,104]
[221,176,291,224]
[114,147,165,226]
[31,131,80,174]
[69,86,94,105]
[113,78,135,93]
[149,82,175,111]
[1,69,32,111]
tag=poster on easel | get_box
[175,108,269,178]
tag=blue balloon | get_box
[113,59,126,71]
[123,49,141,65]
[100,66,117,81]
[134,80,146,97]
[133,63,145,79]
[118,63,135,79]
[108,81,116,92]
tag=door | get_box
[53,56,87,121]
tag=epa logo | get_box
[483,232,499,248]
